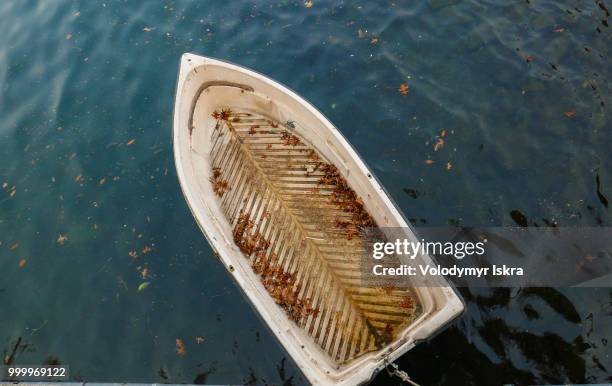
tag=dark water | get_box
[0,0,610,385]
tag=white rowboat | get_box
[173,53,464,385]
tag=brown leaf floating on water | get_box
[434,138,445,152]
[564,110,576,117]
[398,83,410,95]
[57,234,68,245]
[175,339,186,356]
[18,259,26,268]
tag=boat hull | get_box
[173,53,464,385]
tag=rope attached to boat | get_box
[384,359,421,386]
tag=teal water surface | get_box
[0,1,610,385]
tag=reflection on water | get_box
[0,0,610,384]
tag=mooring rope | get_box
[385,360,421,386]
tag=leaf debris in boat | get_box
[280,131,302,146]
[316,163,376,238]
[212,108,232,121]
[210,167,230,197]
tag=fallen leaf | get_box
[10,243,19,250]
[66,33,73,40]
[554,27,565,33]
[526,55,534,63]
[195,336,205,344]
[398,83,410,95]
[425,159,434,165]
[434,138,445,152]
[370,37,379,45]
[140,267,149,279]
[304,0,313,8]
[564,110,576,117]
[447,162,452,171]
[143,27,153,32]
[127,139,135,146]
[175,338,186,356]
[57,234,68,245]
[137,282,150,292]
[129,250,138,259]
[75,175,82,182]
[18,259,26,268]
[399,297,413,309]
[440,129,447,137]
[74,11,80,17]
[99,177,106,185]
[142,245,152,254]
